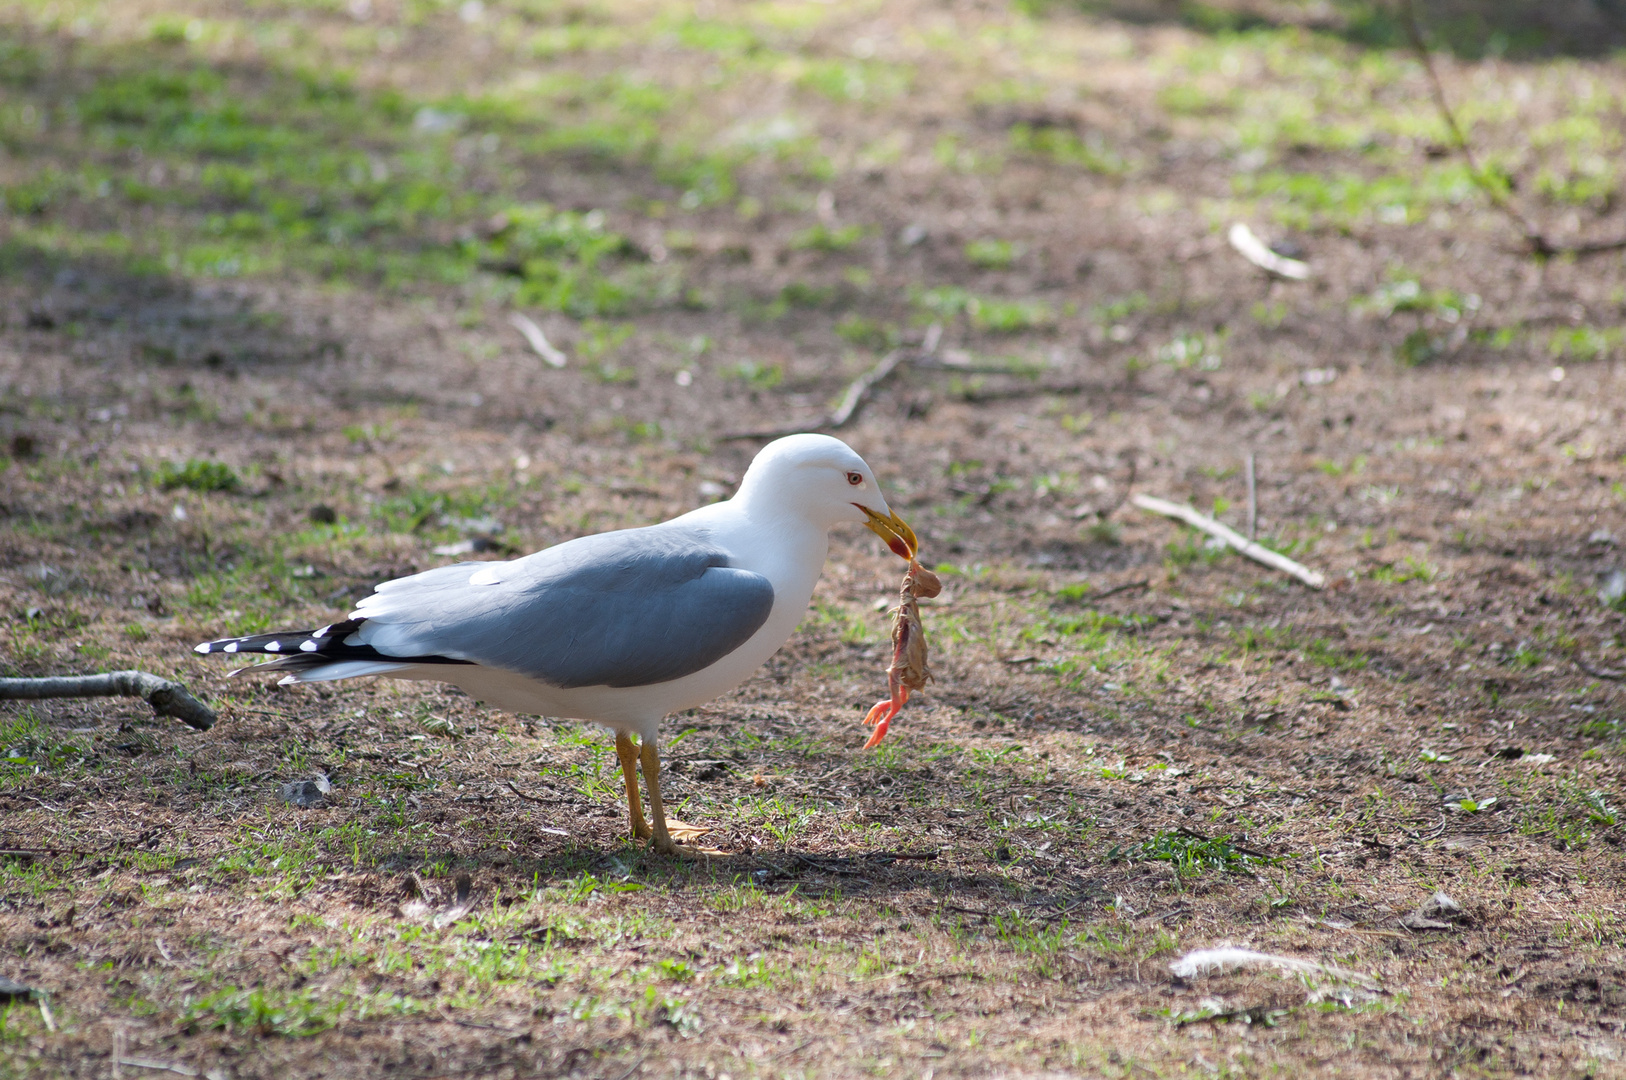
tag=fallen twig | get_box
[722,325,942,440]
[1227,223,1309,280]
[503,782,572,835]
[0,848,98,859]
[1398,0,1626,258]
[766,1039,816,1063]
[115,1058,200,1078]
[1131,494,1325,589]
[829,348,908,427]
[1245,452,1258,541]
[1088,579,1151,601]
[0,671,215,730]
[1576,657,1624,681]
[791,853,870,876]
[607,1057,647,1080]
[508,312,568,368]
[1173,1002,1291,1027]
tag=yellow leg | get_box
[616,731,651,841]
[635,737,713,854]
[638,737,679,856]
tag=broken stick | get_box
[0,671,216,730]
[721,324,943,441]
[1227,223,1310,281]
[508,312,568,368]
[1131,493,1325,589]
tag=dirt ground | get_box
[3,1,1626,1077]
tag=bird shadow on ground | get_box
[405,836,1125,923]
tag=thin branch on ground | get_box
[0,846,107,859]
[1091,578,1151,601]
[1575,656,1623,681]
[1227,223,1310,279]
[1245,451,1258,541]
[827,346,910,427]
[503,782,572,835]
[1397,0,1626,258]
[722,324,943,440]
[1131,493,1326,589]
[721,323,1112,439]
[508,312,568,368]
[0,671,215,730]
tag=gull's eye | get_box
[846,471,864,486]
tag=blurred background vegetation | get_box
[1,0,1623,365]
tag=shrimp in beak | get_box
[861,560,939,749]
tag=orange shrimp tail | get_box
[861,686,910,749]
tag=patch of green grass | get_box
[1506,642,1542,670]
[155,458,240,492]
[0,32,737,306]
[1519,778,1623,850]
[1008,123,1128,175]
[718,955,799,989]
[1110,829,1280,877]
[1304,637,1368,671]
[971,298,1054,334]
[1165,527,1228,568]
[788,223,868,252]
[1229,623,1366,671]
[471,204,651,318]
[964,238,1021,269]
[1,707,95,784]
[1369,556,1437,584]
[911,285,1054,333]
[1092,293,1148,323]
[805,601,881,645]
[796,59,910,103]
[1354,277,1475,322]
[371,482,511,537]
[179,986,344,1038]
[1548,326,1625,363]
[1236,164,1480,231]
[721,359,783,390]
[779,281,839,308]
[917,283,1053,333]
[834,315,895,349]
[1155,332,1221,370]
[1313,455,1367,478]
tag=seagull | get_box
[194,433,917,855]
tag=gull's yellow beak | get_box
[858,505,917,561]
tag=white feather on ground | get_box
[1170,946,1380,990]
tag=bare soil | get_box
[3,1,1626,1077]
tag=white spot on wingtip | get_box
[194,642,210,654]
[278,675,298,686]
[315,625,332,637]
[223,642,239,653]
[300,640,319,652]
[469,567,502,586]
[265,641,281,652]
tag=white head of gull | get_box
[195,433,917,854]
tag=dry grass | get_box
[3,0,1626,1076]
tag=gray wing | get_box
[350,523,775,689]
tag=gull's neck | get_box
[702,482,832,588]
